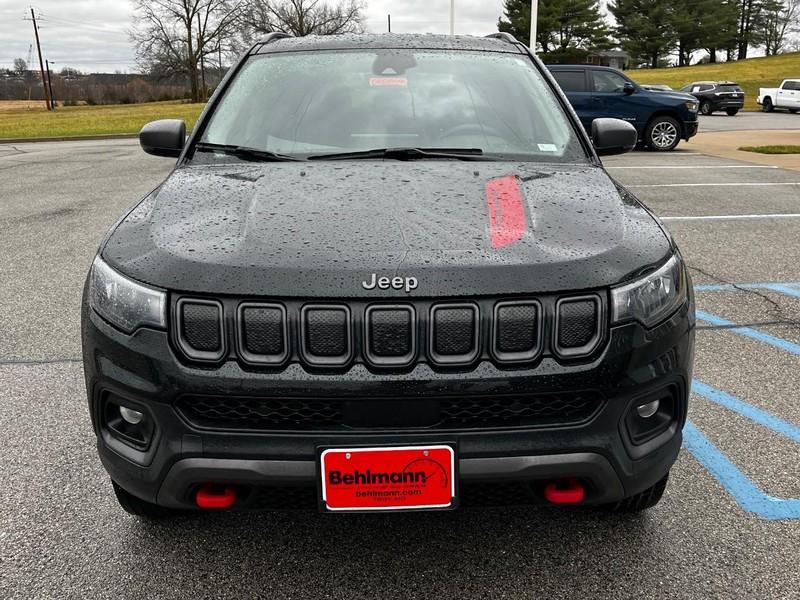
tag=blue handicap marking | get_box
[685,381,800,520]
[695,310,800,356]
[683,422,800,520]
[693,281,800,299]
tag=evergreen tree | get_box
[702,0,740,62]
[498,0,610,54]
[609,0,677,68]
[669,0,737,65]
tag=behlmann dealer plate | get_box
[319,445,457,512]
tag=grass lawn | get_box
[739,145,800,154]
[0,100,205,140]
[626,52,800,110]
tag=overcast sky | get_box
[0,0,508,73]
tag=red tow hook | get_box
[544,478,585,504]
[196,485,237,509]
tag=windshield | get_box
[197,49,587,163]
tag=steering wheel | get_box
[438,123,503,140]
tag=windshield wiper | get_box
[308,147,488,161]
[193,142,305,162]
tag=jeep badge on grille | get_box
[362,273,418,293]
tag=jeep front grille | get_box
[172,293,606,370]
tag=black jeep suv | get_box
[82,33,695,518]
[680,81,745,116]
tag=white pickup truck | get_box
[758,79,800,113]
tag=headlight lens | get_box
[611,255,686,327]
[685,101,698,112]
[89,256,166,333]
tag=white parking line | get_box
[660,213,800,221]
[629,182,800,188]
[608,165,779,169]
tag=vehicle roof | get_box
[252,33,524,55]
[688,81,739,85]
[546,64,621,72]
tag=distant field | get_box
[0,100,205,140]
[0,100,47,112]
[629,52,800,110]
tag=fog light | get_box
[119,406,144,425]
[636,399,660,418]
[103,393,154,450]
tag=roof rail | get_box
[485,32,519,45]
[258,32,293,45]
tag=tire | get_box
[763,98,774,112]
[645,116,681,151]
[725,108,739,116]
[700,101,712,115]
[790,109,798,114]
[112,481,185,519]
[604,473,669,513]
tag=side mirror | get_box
[592,118,637,156]
[139,119,186,157]
[623,82,636,95]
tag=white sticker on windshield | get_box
[538,143,558,152]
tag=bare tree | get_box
[13,58,27,77]
[240,0,365,38]
[761,0,800,54]
[131,0,243,102]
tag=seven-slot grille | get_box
[173,294,605,369]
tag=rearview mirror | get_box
[591,118,637,156]
[139,119,186,157]
[623,82,636,95]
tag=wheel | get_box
[790,109,798,114]
[645,116,681,151]
[725,108,739,116]
[112,481,185,519]
[700,101,712,115]
[604,473,669,513]
[763,98,774,112]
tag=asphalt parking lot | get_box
[2,130,799,599]
[695,110,799,132]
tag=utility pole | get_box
[218,45,223,86]
[29,8,52,110]
[197,20,206,102]
[45,59,55,109]
[450,0,455,35]
[388,14,391,33]
[530,0,538,54]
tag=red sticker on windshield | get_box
[370,77,408,87]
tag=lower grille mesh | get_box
[176,392,603,432]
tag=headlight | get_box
[89,256,166,333]
[685,101,698,112]
[611,255,686,327]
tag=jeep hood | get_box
[102,162,671,298]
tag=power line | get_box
[36,14,129,35]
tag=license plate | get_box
[319,445,457,512]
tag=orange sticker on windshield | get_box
[370,77,408,87]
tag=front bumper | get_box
[682,119,699,140]
[83,293,695,510]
